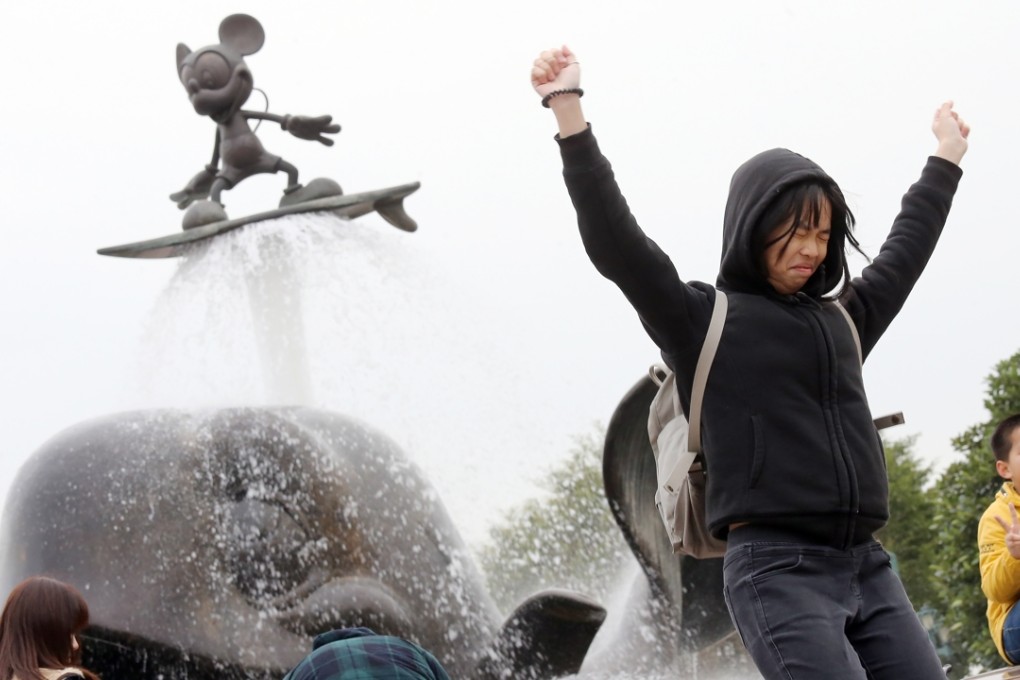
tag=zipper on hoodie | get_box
[802,298,859,549]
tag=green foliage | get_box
[877,435,937,607]
[477,426,632,614]
[930,349,1020,675]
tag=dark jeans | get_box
[1002,601,1020,663]
[723,527,945,680]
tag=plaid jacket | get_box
[283,628,451,680]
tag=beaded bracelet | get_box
[541,88,584,108]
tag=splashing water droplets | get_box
[129,211,556,545]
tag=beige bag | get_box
[647,291,728,558]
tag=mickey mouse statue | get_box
[171,14,343,229]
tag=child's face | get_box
[995,427,1020,487]
[762,200,832,295]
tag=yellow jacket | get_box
[979,481,1020,663]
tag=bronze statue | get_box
[170,14,343,229]
[97,13,420,258]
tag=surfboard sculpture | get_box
[97,182,420,259]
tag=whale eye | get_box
[223,497,317,602]
[206,412,364,609]
[193,51,230,90]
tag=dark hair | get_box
[992,414,1020,463]
[753,180,865,297]
[0,577,99,680]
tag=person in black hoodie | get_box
[531,45,969,679]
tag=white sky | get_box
[1,0,1018,545]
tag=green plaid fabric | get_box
[283,628,451,680]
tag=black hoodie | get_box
[558,126,962,546]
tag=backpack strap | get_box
[833,300,862,365]
[688,290,728,453]
[833,300,905,430]
[677,295,869,457]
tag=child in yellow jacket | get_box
[979,413,1020,664]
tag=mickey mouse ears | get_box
[218,13,265,56]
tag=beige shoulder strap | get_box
[834,301,904,429]
[833,300,862,365]
[688,290,728,453]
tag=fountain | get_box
[0,12,744,680]
[0,13,608,679]
[0,405,607,678]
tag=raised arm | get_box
[841,101,969,355]
[531,46,713,363]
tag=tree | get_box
[477,426,632,614]
[877,435,937,608]
[930,349,1020,675]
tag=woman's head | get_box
[717,148,863,297]
[752,180,860,296]
[0,576,92,679]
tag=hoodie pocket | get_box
[748,415,765,488]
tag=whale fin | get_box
[472,589,605,680]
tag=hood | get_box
[716,148,843,297]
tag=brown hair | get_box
[992,414,1020,463]
[0,577,99,680]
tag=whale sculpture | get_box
[585,373,745,676]
[0,407,604,679]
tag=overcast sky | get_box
[1,0,1018,545]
